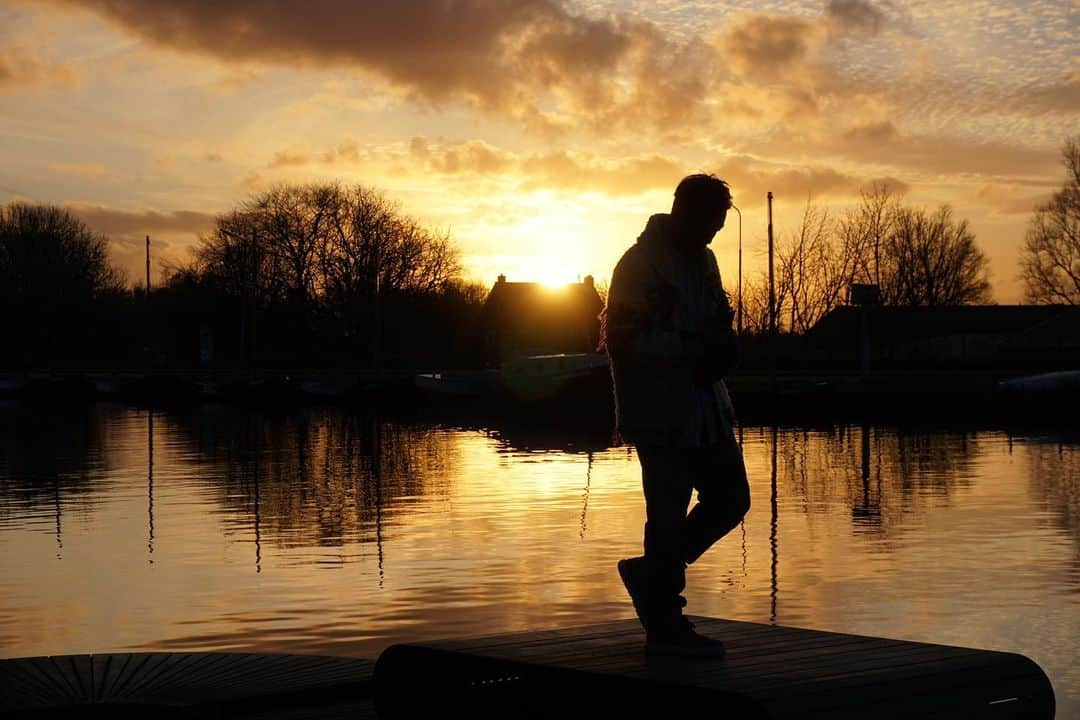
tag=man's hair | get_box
[672,174,732,216]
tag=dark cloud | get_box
[68,204,216,237]
[267,149,311,169]
[712,157,873,206]
[721,13,818,77]
[831,122,1059,177]
[266,143,362,169]
[825,0,888,35]
[1018,69,1080,113]
[843,121,901,143]
[41,0,715,133]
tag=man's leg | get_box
[683,431,750,566]
[636,444,694,627]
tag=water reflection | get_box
[161,408,458,558]
[0,405,1076,713]
[148,410,154,562]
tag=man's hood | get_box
[634,211,721,287]
[637,213,672,251]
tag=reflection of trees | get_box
[769,426,979,538]
[163,408,456,550]
[0,404,136,558]
[0,405,119,507]
[1023,436,1080,547]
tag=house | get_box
[478,274,604,365]
[808,305,1080,371]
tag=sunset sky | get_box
[1,0,1076,300]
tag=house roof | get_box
[481,279,603,324]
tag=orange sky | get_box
[1,0,1077,300]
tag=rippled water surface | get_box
[1,404,1076,713]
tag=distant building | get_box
[479,274,604,365]
[809,305,1080,370]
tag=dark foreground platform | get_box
[373,617,1055,719]
[0,652,375,718]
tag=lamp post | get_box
[732,204,743,337]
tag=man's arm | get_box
[603,249,705,370]
[701,252,740,379]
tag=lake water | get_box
[0,404,1076,714]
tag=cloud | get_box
[709,156,890,207]
[0,45,77,91]
[405,137,902,202]
[518,151,685,195]
[974,184,1055,216]
[40,0,721,134]
[61,204,217,281]
[67,204,217,237]
[267,149,310,169]
[266,142,364,169]
[48,162,108,178]
[720,13,819,79]
[824,0,890,36]
[1018,69,1080,113]
[269,135,903,203]
[831,122,1059,178]
[409,138,515,175]
[404,137,681,195]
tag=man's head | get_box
[670,174,732,248]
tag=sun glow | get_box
[485,195,596,287]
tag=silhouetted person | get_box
[602,174,749,657]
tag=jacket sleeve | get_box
[702,253,740,378]
[603,249,705,370]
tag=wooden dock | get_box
[0,652,375,718]
[372,617,1055,719]
[0,619,1055,718]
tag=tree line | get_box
[1,135,1077,368]
[733,134,1080,334]
[0,182,486,369]
[737,186,991,335]
[165,182,485,367]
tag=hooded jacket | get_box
[603,213,738,447]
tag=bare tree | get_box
[777,200,861,333]
[0,202,125,302]
[839,182,897,290]
[749,198,868,334]
[195,182,462,308]
[1020,136,1080,304]
[737,188,991,334]
[316,184,462,336]
[881,205,991,306]
[0,202,126,363]
[736,274,773,335]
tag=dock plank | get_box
[373,616,1055,719]
[0,652,374,718]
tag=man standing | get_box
[602,174,749,657]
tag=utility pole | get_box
[767,192,776,335]
[145,235,151,298]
